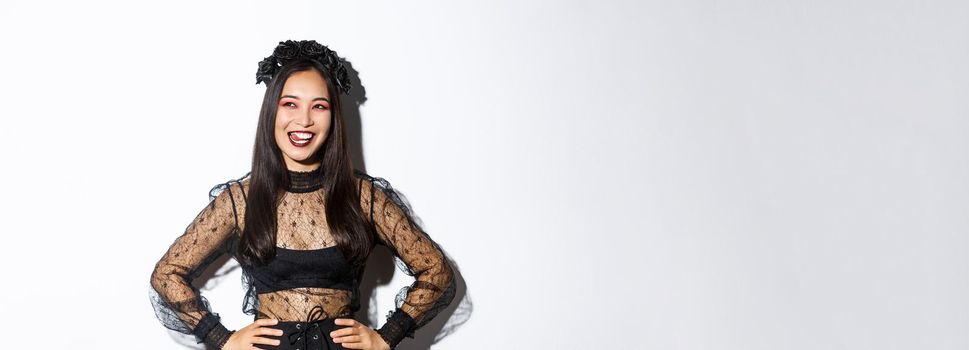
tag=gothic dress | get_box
[149,167,456,349]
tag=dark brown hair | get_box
[234,58,374,267]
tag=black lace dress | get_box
[149,167,456,349]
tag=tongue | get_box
[290,133,311,142]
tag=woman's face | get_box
[274,69,333,171]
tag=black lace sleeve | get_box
[363,176,457,349]
[149,181,245,349]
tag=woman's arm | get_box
[363,176,457,349]
[149,180,245,349]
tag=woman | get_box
[149,40,456,350]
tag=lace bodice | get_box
[149,168,456,349]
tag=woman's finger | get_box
[330,325,357,338]
[333,334,362,343]
[258,326,284,336]
[333,318,358,326]
[255,318,280,326]
[249,335,282,346]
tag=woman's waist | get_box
[256,294,354,323]
[256,314,355,324]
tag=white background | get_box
[1,0,967,349]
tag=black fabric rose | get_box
[299,40,326,58]
[335,64,349,89]
[255,56,279,85]
[255,39,353,95]
[273,40,301,62]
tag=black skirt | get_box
[254,317,353,350]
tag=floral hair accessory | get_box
[255,40,352,95]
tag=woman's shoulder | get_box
[353,169,398,192]
[353,168,374,181]
[355,168,402,183]
[208,171,252,201]
[353,169,375,193]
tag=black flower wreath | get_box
[255,40,352,95]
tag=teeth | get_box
[290,131,314,140]
[289,131,312,145]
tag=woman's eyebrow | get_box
[280,94,330,102]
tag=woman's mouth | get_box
[288,131,315,147]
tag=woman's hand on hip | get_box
[330,318,391,350]
[223,318,284,350]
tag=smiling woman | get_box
[149,40,456,350]
[274,69,334,171]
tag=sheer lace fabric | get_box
[360,176,457,345]
[244,180,360,323]
[149,178,245,349]
[150,169,456,349]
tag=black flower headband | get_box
[255,40,352,95]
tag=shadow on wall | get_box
[159,60,473,350]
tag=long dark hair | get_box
[234,58,374,267]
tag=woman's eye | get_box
[283,102,296,107]
[314,104,328,110]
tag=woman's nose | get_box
[295,108,314,126]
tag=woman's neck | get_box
[285,165,324,193]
